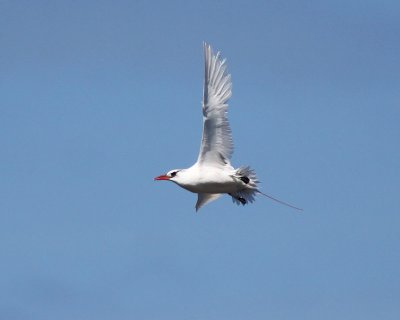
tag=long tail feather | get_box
[257,191,303,211]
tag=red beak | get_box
[154,175,170,181]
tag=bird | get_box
[155,43,301,212]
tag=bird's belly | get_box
[182,180,238,194]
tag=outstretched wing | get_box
[196,43,233,166]
[195,193,222,211]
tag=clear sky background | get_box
[1,0,399,319]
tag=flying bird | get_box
[155,43,301,211]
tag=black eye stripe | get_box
[171,171,177,177]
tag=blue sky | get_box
[1,0,399,319]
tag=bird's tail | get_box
[231,166,302,211]
[230,166,260,205]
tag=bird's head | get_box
[154,169,181,182]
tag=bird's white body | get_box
[172,164,237,194]
[155,43,301,211]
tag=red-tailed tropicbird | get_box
[155,43,302,212]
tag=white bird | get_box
[155,43,301,212]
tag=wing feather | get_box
[195,193,222,211]
[197,43,233,166]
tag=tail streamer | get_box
[257,191,303,211]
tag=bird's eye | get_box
[170,171,177,177]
